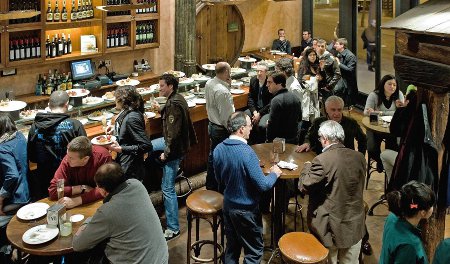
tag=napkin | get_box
[277,161,298,170]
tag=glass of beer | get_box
[57,179,64,200]
[59,212,72,237]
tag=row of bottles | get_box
[9,0,41,24]
[47,0,94,22]
[45,34,73,58]
[107,0,131,16]
[9,35,41,62]
[136,0,158,14]
[35,70,73,96]
[106,25,129,48]
[136,21,156,45]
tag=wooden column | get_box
[339,0,357,53]
[174,0,185,71]
[182,0,197,76]
[302,0,313,37]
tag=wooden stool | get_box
[186,190,224,264]
[278,232,328,264]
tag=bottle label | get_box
[62,13,68,21]
[26,48,31,58]
[69,44,72,53]
[67,82,72,90]
[54,13,60,21]
[31,48,36,57]
[47,13,53,21]
[37,46,41,57]
[20,49,25,59]
[89,10,94,18]
[9,50,14,61]
[71,12,77,20]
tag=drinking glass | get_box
[59,212,72,237]
[270,151,279,166]
[57,179,64,200]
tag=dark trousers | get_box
[367,130,398,163]
[223,207,264,264]
[206,122,229,191]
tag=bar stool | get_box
[269,232,329,264]
[366,152,384,189]
[186,190,224,264]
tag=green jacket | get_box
[379,213,428,264]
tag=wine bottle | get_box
[70,0,77,21]
[50,37,57,58]
[25,38,31,59]
[76,0,82,20]
[35,74,43,96]
[61,33,67,54]
[67,34,72,54]
[30,38,36,58]
[57,34,64,56]
[81,0,87,19]
[9,40,15,61]
[54,0,61,22]
[46,0,53,22]
[46,35,51,58]
[14,40,20,61]
[89,0,94,18]
[61,0,68,22]
[67,72,73,90]
[35,37,41,58]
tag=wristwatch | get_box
[80,185,86,194]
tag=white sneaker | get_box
[164,229,180,241]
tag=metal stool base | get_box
[190,240,224,263]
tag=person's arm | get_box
[72,210,110,252]
[27,124,37,163]
[339,53,357,74]
[326,59,341,90]
[120,113,153,154]
[48,158,72,200]
[163,104,184,161]
[364,92,378,116]
[75,120,87,137]
[0,151,20,211]
[217,91,235,128]
[286,41,292,54]
[247,78,258,114]
[355,121,367,154]
[299,157,325,193]
[246,150,278,192]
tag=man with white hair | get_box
[299,120,366,264]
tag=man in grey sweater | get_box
[72,162,168,264]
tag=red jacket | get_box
[48,145,112,204]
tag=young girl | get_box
[380,181,435,264]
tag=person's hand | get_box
[107,142,122,153]
[270,165,282,178]
[0,209,5,216]
[160,153,166,162]
[104,124,114,135]
[316,74,323,81]
[295,143,310,153]
[395,99,406,108]
[59,197,82,209]
[252,112,261,125]
[319,60,325,70]
[366,107,375,114]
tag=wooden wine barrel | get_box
[195,3,245,67]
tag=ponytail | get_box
[386,181,435,218]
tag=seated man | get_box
[300,30,313,54]
[245,62,273,144]
[272,28,291,54]
[73,163,168,264]
[28,90,87,200]
[48,136,112,209]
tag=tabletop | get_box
[6,198,102,256]
[361,116,391,135]
[251,143,316,179]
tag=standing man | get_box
[28,91,86,199]
[300,30,313,53]
[246,62,273,144]
[316,39,341,101]
[334,38,358,106]
[151,74,197,241]
[266,71,301,144]
[73,163,168,264]
[214,112,282,263]
[272,29,291,54]
[205,62,235,191]
[299,120,366,264]
[48,136,112,209]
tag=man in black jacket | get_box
[28,91,86,200]
[334,38,358,106]
[246,62,273,144]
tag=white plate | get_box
[88,112,114,121]
[116,79,140,87]
[230,68,246,74]
[184,94,195,100]
[231,80,243,87]
[188,101,196,108]
[19,109,43,120]
[70,214,84,223]
[44,105,73,112]
[164,71,186,78]
[77,118,88,125]
[202,64,216,71]
[22,224,59,245]
[276,52,287,56]
[66,89,90,97]
[136,87,155,95]
[191,74,211,81]
[17,203,50,221]
[381,116,393,123]
[180,78,195,84]
[230,89,245,95]
[102,94,116,101]
[91,135,116,145]
[0,100,27,112]
[145,112,156,118]
[83,97,104,105]
[238,57,257,63]
[149,84,160,91]
[193,98,206,105]
[270,50,280,53]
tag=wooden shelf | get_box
[135,42,159,50]
[134,13,159,21]
[96,3,156,12]
[44,51,102,64]
[6,57,44,68]
[7,23,42,32]
[0,11,41,21]
[45,19,103,31]
[105,46,133,54]
[105,16,133,23]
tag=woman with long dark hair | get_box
[364,74,405,172]
[380,181,435,263]
[107,86,152,180]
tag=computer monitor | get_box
[70,59,95,81]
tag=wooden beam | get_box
[394,54,450,93]
[96,3,156,12]
[396,32,450,66]
[0,11,40,21]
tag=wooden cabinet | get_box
[0,0,160,69]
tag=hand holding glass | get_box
[57,179,64,200]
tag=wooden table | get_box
[361,116,390,135]
[6,198,102,256]
[251,143,316,246]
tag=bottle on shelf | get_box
[70,0,77,21]
[61,0,68,22]
[67,73,73,90]
[67,34,73,54]
[25,39,31,59]
[14,40,20,61]
[35,74,43,96]
[19,39,26,60]
[30,38,36,58]
[46,0,53,22]
[56,34,63,57]
[9,40,15,62]
[89,0,94,18]
[76,0,82,20]
[50,37,57,58]
[81,0,87,19]
[35,37,41,58]
[54,0,61,22]
[46,35,51,58]
[62,33,68,55]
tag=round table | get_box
[6,198,102,256]
[251,143,316,246]
[361,116,390,135]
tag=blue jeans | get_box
[223,207,264,264]
[151,137,181,232]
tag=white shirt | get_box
[205,77,235,127]
[229,135,247,144]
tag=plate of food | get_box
[231,80,243,87]
[191,74,211,81]
[193,98,206,105]
[179,77,195,84]
[230,89,245,95]
[238,56,257,63]
[91,135,116,145]
[76,118,89,125]
[66,89,90,97]
[149,84,160,91]
[145,112,156,118]
[88,111,114,121]
[102,91,115,101]
[155,96,167,104]
[116,78,140,87]
[17,202,50,221]
[230,67,246,74]
[19,109,44,120]
[22,224,59,245]
[0,100,27,112]
[165,70,186,78]
[83,97,104,105]
[136,87,155,95]
[187,101,196,108]
[202,64,216,71]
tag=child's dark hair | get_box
[386,180,435,218]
